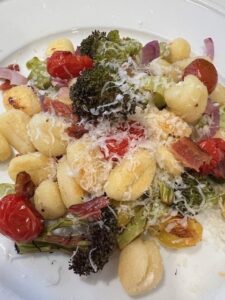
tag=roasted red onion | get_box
[204,37,214,61]
[141,40,160,65]
[0,67,27,85]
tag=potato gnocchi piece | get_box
[164,75,208,123]
[210,83,225,105]
[118,238,163,296]
[57,157,86,208]
[46,38,75,56]
[67,139,112,195]
[156,146,183,176]
[0,132,12,162]
[105,149,156,201]
[3,85,41,116]
[8,152,56,185]
[168,38,191,63]
[28,112,69,157]
[34,179,67,220]
[0,110,35,154]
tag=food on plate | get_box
[118,238,163,295]
[0,110,35,154]
[0,30,225,296]
[0,132,12,161]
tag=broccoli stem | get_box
[15,217,89,255]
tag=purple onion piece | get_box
[0,67,27,85]
[141,40,160,65]
[204,37,214,61]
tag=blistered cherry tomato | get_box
[47,51,93,80]
[0,194,44,242]
[152,216,203,249]
[198,138,225,178]
[183,58,218,94]
[102,121,146,160]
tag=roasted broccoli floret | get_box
[80,30,142,63]
[69,207,118,275]
[80,30,107,58]
[173,172,218,215]
[70,64,145,119]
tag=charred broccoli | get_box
[69,207,118,275]
[80,30,142,62]
[80,30,106,58]
[70,64,145,119]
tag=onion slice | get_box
[204,37,214,61]
[141,40,160,65]
[0,67,27,85]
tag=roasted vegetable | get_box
[69,207,118,275]
[15,200,118,276]
[150,216,203,249]
[117,207,147,250]
[27,57,51,89]
[173,172,218,215]
[70,64,145,119]
[80,30,142,62]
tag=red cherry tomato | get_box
[102,121,146,160]
[183,58,218,94]
[104,137,129,159]
[47,51,93,80]
[0,194,44,242]
[198,138,225,178]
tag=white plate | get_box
[1,0,225,299]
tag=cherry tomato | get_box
[104,137,129,159]
[183,58,218,94]
[151,216,203,249]
[0,194,44,242]
[101,121,146,160]
[198,138,225,178]
[47,51,93,80]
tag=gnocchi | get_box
[210,83,225,105]
[0,132,12,162]
[0,110,35,154]
[168,38,191,63]
[118,238,163,296]
[8,152,56,185]
[164,75,208,123]
[28,112,69,157]
[57,157,86,208]
[46,38,75,56]
[3,85,41,116]
[104,149,156,201]
[67,138,112,195]
[34,179,67,219]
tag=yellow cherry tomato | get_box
[151,216,203,249]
